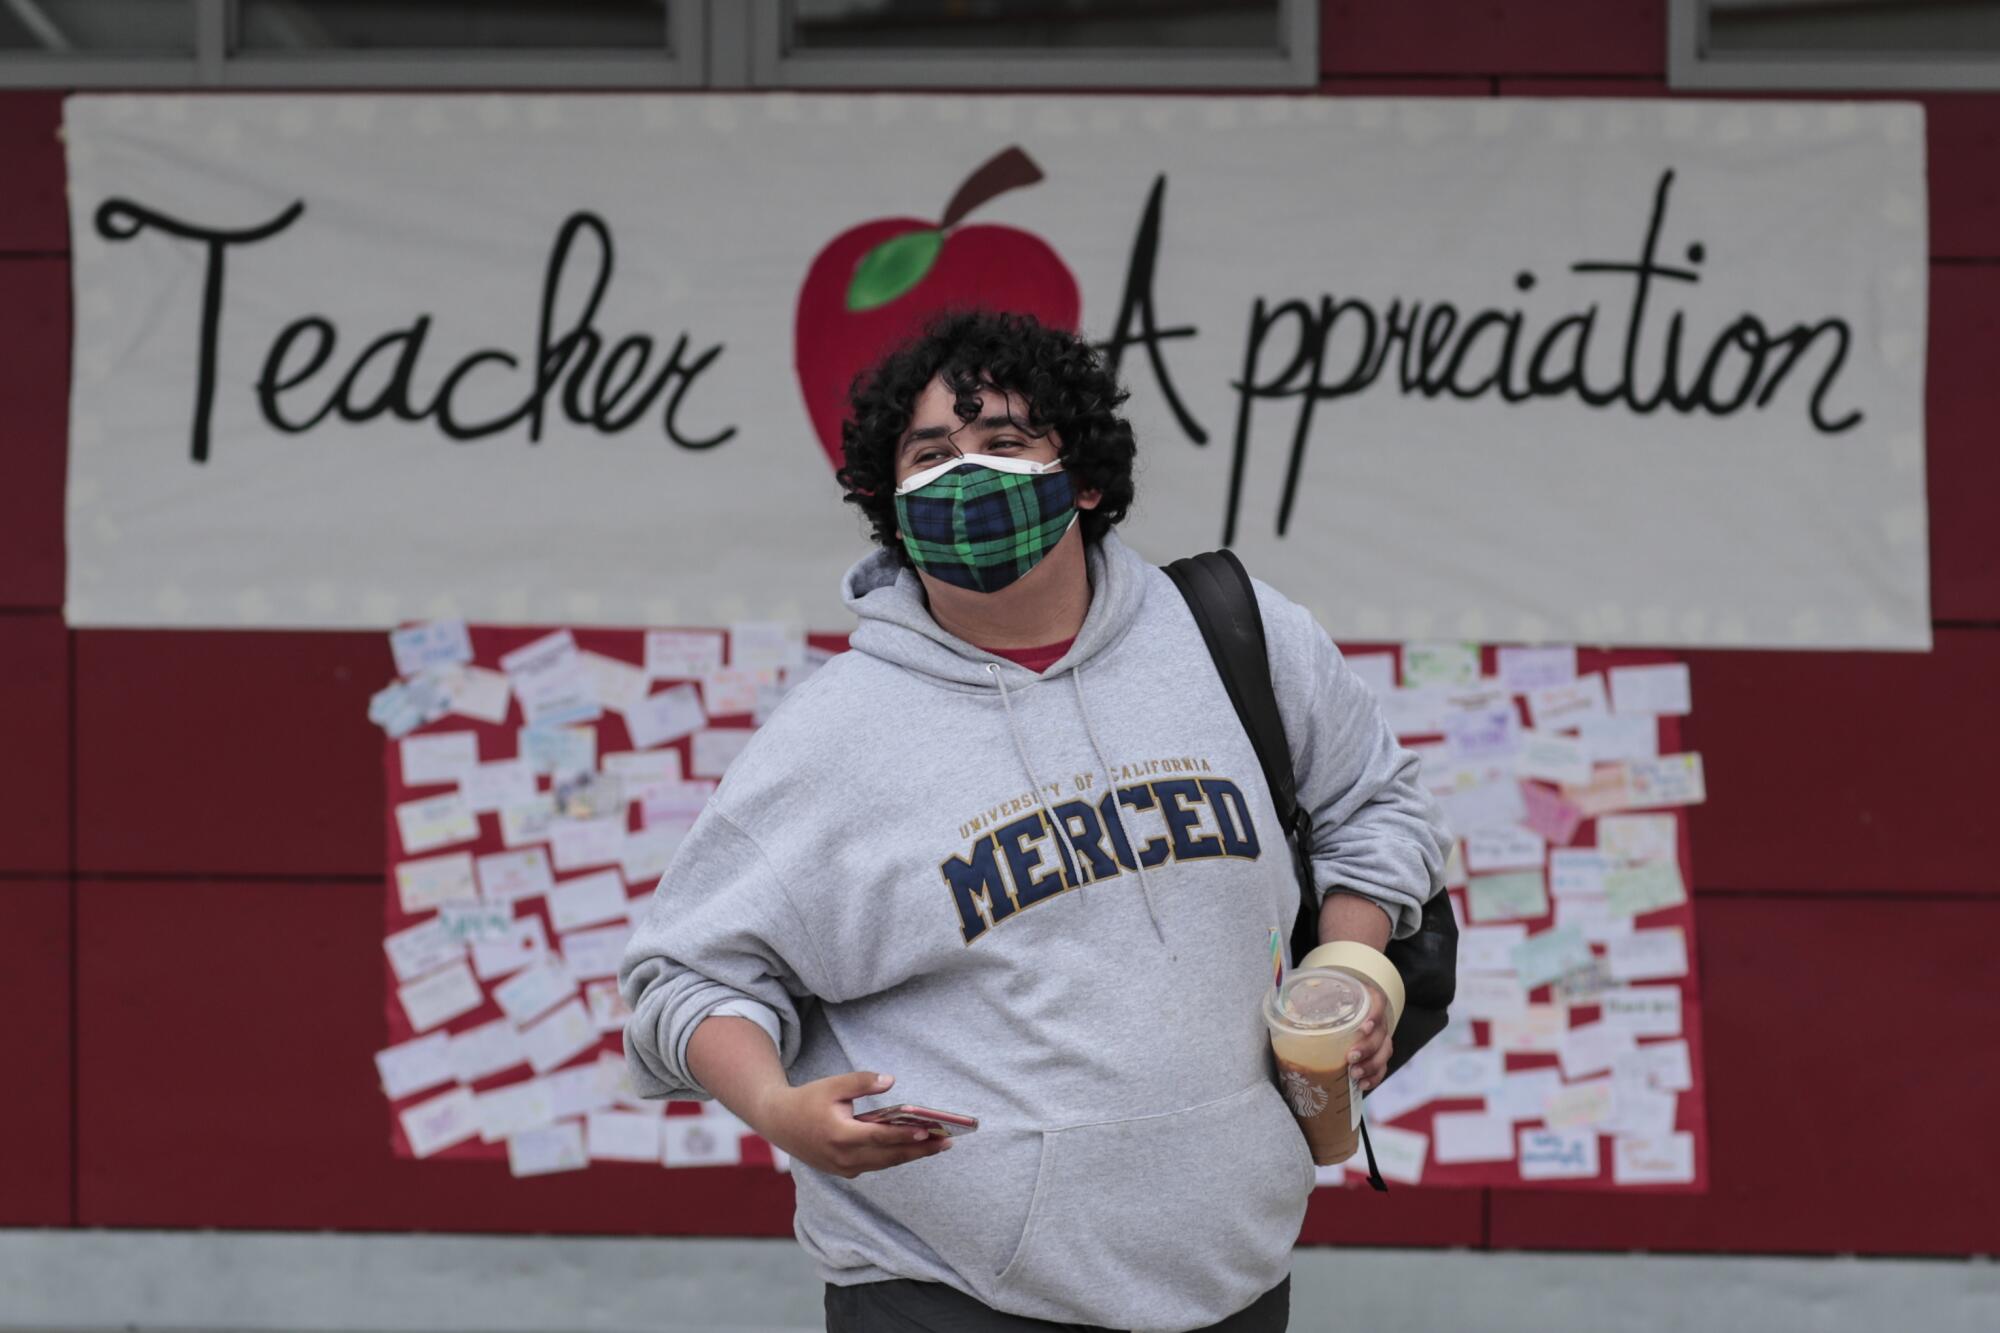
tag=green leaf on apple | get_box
[846,229,944,312]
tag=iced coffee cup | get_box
[1263,968,1369,1165]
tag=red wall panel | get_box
[1922,95,2000,260]
[1323,1,1664,79]
[0,614,70,874]
[0,878,71,1226]
[76,877,794,1234]
[74,631,388,877]
[1301,1185,1484,1248]
[1318,78,1489,96]
[1926,264,2000,621]
[1494,895,2000,1255]
[1682,631,2000,895]
[0,258,68,610]
[0,92,67,254]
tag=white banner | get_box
[63,94,1929,647]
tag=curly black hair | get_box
[835,308,1137,567]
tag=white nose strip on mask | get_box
[893,452,1064,496]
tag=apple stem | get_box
[938,146,1045,231]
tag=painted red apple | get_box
[794,146,1082,469]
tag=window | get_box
[236,1,675,52]
[1671,0,2000,89]
[0,0,1313,87]
[0,0,194,52]
[0,0,702,86]
[752,0,1316,87]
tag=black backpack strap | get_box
[1162,551,1317,968]
[1164,550,1389,1193]
[1161,550,1298,829]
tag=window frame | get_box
[1669,0,2000,91]
[742,0,1319,90]
[0,0,707,88]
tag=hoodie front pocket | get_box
[990,1080,1312,1330]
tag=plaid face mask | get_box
[893,454,1077,594]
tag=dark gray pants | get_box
[824,1275,1289,1333]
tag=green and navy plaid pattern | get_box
[895,464,1077,593]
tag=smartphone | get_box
[854,1104,981,1138]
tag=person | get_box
[620,309,1451,1333]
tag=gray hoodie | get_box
[620,531,1450,1331]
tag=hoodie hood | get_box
[842,530,1151,693]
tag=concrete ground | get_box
[0,1231,1995,1333]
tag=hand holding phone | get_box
[751,1072,959,1179]
[854,1103,981,1138]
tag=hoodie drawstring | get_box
[985,661,1169,947]
[1073,663,1168,946]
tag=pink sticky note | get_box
[1520,781,1584,845]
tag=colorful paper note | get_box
[1496,646,1576,693]
[1577,714,1658,763]
[395,852,478,914]
[1604,861,1689,918]
[1520,782,1585,845]
[1609,664,1692,716]
[549,817,625,873]
[476,846,556,904]
[1517,730,1592,786]
[1526,674,1609,729]
[520,998,599,1074]
[1611,1132,1696,1185]
[1466,826,1546,873]
[443,666,512,725]
[461,758,536,816]
[625,683,707,750]
[397,959,484,1032]
[384,918,465,983]
[1606,927,1689,981]
[644,630,724,681]
[400,731,478,787]
[448,1018,528,1084]
[1519,1128,1600,1180]
[578,651,650,715]
[1598,814,1678,864]
[1402,642,1481,686]
[1542,1077,1615,1130]
[519,725,598,781]
[500,630,600,727]
[374,1031,454,1100]
[1467,871,1550,923]
[390,619,473,679]
[1432,1111,1515,1164]
[507,1121,589,1178]
[1510,926,1594,990]
[1489,1004,1570,1055]
[469,914,548,980]
[1626,753,1706,807]
[587,1110,664,1163]
[400,1086,480,1158]
[395,792,479,856]
[548,869,631,933]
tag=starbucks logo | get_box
[1281,1070,1327,1118]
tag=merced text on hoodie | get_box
[620,532,1451,1332]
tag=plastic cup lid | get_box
[1267,968,1369,1032]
